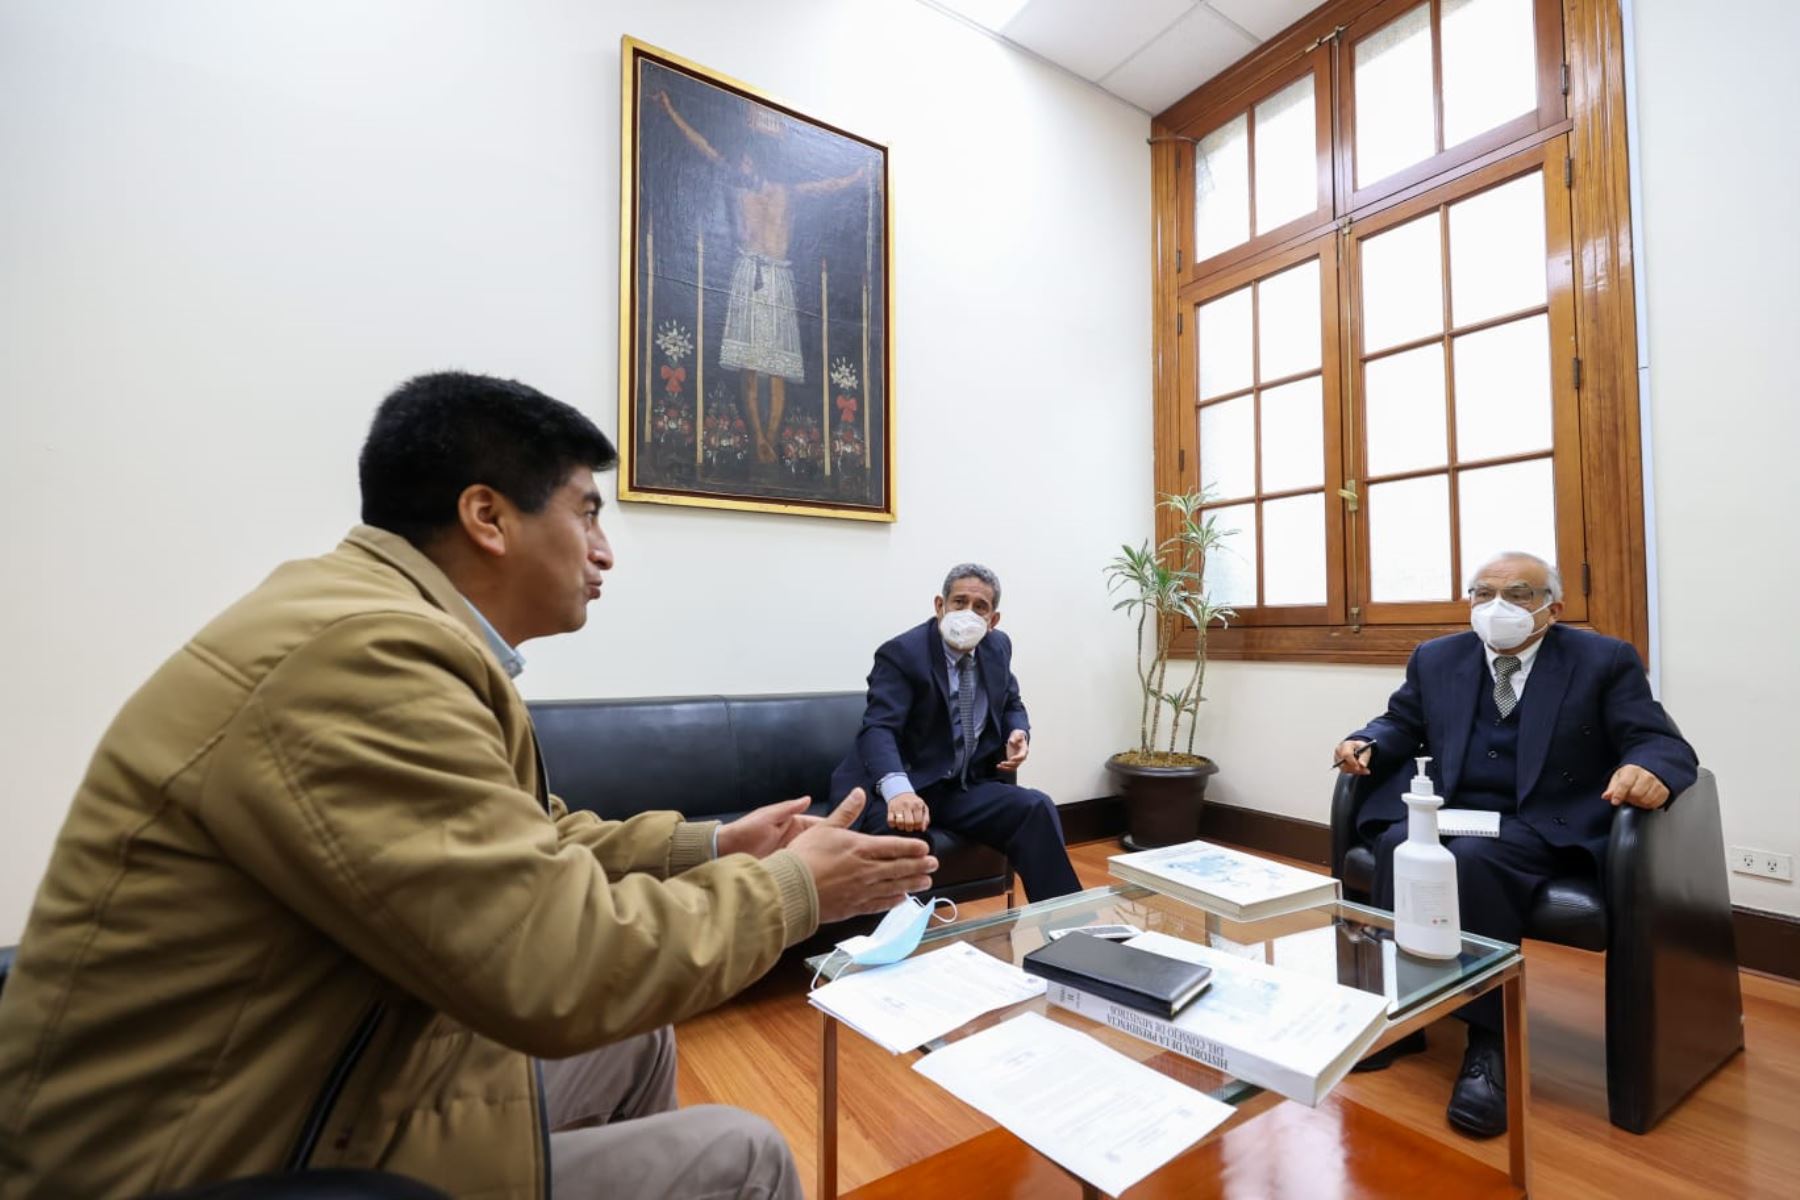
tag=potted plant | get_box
[1103,490,1235,849]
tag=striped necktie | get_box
[956,653,977,782]
[1493,655,1522,719]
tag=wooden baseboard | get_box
[1055,795,1122,845]
[1065,796,1800,983]
[1734,906,1800,982]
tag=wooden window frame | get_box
[1347,140,1586,628]
[1180,235,1347,627]
[1181,50,1335,283]
[1151,0,1648,666]
[1339,0,1567,212]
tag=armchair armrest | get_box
[1603,768,1744,1132]
[1329,772,1361,882]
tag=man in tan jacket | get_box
[0,372,936,1198]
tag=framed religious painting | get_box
[618,37,895,521]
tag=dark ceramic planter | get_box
[1106,755,1220,850]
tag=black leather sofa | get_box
[1330,766,1744,1133]
[528,691,1015,922]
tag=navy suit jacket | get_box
[829,618,1031,803]
[1347,624,1697,867]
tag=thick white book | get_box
[1108,839,1340,920]
[1043,931,1389,1107]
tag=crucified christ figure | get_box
[653,88,867,463]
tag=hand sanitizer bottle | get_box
[1393,757,1462,960]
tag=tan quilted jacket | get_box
[0,526,817,1198]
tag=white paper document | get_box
[807,942,1045,1054]
[1438,808,1501,838]
[912,1011,1235,1196]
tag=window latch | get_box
[1337,479,1360,513]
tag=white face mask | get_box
[939,609,989,652]
[1470,596,1548,651]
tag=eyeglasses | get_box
[1466,584,1545,605]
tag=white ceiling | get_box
[925,0,1324,115]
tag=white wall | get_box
[0,0,1153,943]
[1630,0,1800,918]
[1189,0,1800,921]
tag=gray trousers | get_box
[541,1027,800,1200]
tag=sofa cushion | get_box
[530,692,866,819]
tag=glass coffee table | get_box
[809,884,1530,1198]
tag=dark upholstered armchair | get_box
[1331,766,1744,1133]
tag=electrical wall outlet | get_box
[1729,846,1793,881]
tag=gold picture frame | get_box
[617,37,896,522]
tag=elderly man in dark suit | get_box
[829,563,1082,902]
[1333,550,1697,1139]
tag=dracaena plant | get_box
[1104,490,1236,764]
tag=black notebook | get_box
[1022,931,1213,1019]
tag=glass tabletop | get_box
[808,882,1519,1104]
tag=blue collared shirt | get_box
[463,599,526,679]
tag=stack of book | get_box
[1044,930,1389,1107]
[1108,839,1340,921]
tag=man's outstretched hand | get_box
[716,796,820,859]
[788,790,938,923]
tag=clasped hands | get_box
[888,730,1030,833]
[1329,739,1669,810]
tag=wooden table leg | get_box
[819,1010,839,1200]
[1503,969,1532,1195]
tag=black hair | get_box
[359,371,617,547]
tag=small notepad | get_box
[1438,809,1501,838]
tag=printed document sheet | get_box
[912,1011,1235,1195]
[808,942,1045,1053]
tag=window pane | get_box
[1457,458,1555,583]
[1448,172,1547,326]
[1369,474,1451,601]
[1200,395,1255,502]
[1453,315,1552,462]
[1360,213,1442,353]
[1203,502,1258,608]
[1354,4,1435,188]
[1260,376,1324,492]
[1260,261,1322,382]
[1198,288,1253,400]
[1263,492,1326,605]
[1442,0,1538,149]
[1255,75,1318,235]
[1364,343,1447,476]
[1196,113,1250,262]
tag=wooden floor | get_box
[676,840,1800,1198]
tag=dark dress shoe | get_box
[1447,1030,1508,1138]
[1351,1028,1427,1073]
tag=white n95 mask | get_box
[810,894,957,988]
[939,610,989,652]
[1470,596,1545,651]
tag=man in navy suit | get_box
[829,564,1082,902]
[1334,550,1696,1139]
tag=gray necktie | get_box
[1493,655,1522,719]
[956,654,978,782]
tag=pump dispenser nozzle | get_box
[1411,757,1435,796]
